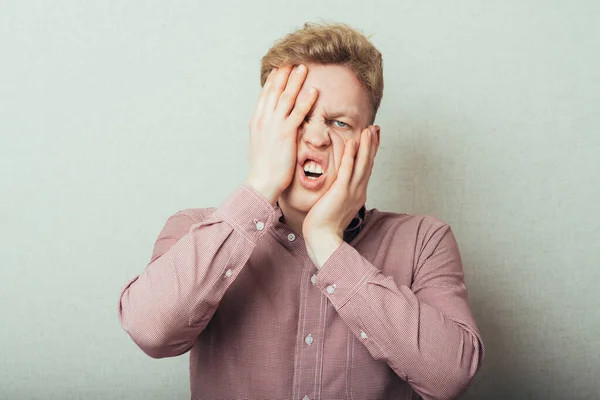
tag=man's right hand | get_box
[245,64,318,205]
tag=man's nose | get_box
[301,120,331,149]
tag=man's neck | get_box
[277,200,306,237]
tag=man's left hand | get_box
[303,124,380,269]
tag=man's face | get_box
[279,63,373,214]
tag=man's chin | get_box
[280,183,323,213]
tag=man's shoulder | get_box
[365,208,451,239]
[161,207,218,228]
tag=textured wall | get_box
[1,1,598,399]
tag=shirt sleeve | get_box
[314,220,484,400]
[117,184,277,359]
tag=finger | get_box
[252,68,277,122]
[368,125,380,162]
[288,86,318,127]
[364,125,379,180]
[275,64,309,117]
[365,125,379,179]
[351,126,376,190]
[336,138,357,187]
[264,65,293,116]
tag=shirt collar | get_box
[343,205,366,243]
[272,203,366,243]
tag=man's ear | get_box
[375,125,381,146]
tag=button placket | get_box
[293,264,324,398]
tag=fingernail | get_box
[297,64,305,73]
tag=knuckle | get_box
[288,110,304,125]
[279,93,293,107]
[252,116,265,131]
[249,119,257,131]
[267,85,277,96]
[272,77,286,91]
[291,102,308,117]
[295,96,309,108]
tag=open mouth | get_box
[304,171,323,180]
[303,160,324,180]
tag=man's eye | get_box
[330,120,349,128]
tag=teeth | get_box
[303,160,324,174]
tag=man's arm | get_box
[301,105,482,399]
[118,65,318,358]
[313,219,484,400]
[117,185,277,358]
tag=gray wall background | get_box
[1,1,599,399]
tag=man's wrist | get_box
[305,232,344,270]
[243,178,279,206]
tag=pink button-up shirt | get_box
[118,184,484,400]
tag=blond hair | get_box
[260,22,384,123]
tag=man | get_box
[118,22,484,400]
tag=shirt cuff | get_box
[314,242,379,309]
[214,184,278,245]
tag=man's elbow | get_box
[417,367,478,400]
[125,323,193,359]
[134,334,184,359]
[418,336,484,399]
[445,340,483,399]
[445,363,479,399]
[118,303,193,359]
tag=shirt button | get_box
[255,221,265,231]
[326,284,336,294]
[310,274,317,285]
[302,396,310,400]
[305,334,313,345]
[360,331,368,339]
[287,233,296,241]
[224,269,233,278]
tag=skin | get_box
[245,63,380,269]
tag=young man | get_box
[118,23,484,400]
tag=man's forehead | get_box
[299,64,370,124]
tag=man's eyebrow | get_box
[323,109,360,123]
